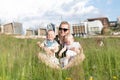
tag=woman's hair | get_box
[58,21,70,35]
[59,21,70,29]
[57,21,71,43]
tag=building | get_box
[3,22,23,35]
[87,17,110,27]
[109,21,117,27]
[26,29,35,36]
[72,23,86,37]
[72,20,104,36]
[38,28,46,36]
[117,16,120,23]
[87,20,104,35]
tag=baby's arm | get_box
[37,41,44,48]
[37,41,52,55]
[69,47,80,53]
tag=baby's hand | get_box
[37,41,40,45]
[37,41,41,47]
[70,47,80,53]
[70,47,76,51]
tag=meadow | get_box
[0,35,120,80]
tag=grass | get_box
[0,34,120,80]
[80,37,120,80]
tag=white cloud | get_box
[0,0,101,30]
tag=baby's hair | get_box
[64,34,74,40]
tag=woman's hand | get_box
[58,46,66,57]
[58,52,62,57]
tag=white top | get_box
[65,42,81,50]
[65,42,81,56]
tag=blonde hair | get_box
[58,21,71,43]
[59,21,70,29]
[58,21,70,36]
[64,34,74,42]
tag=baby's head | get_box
[46,30,55,41]
[64,34,74,45]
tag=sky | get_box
[0,0,120,30]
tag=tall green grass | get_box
[80,37,120,80]
[0,35,120,80]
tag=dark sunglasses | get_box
[59,28,69,32]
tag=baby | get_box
[37,30,59,65]
[59,34,81,67]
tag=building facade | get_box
[38,28,46,36]
[87,17,110,27]
[3,22,23,35]
[72,20,104,36]
[26,29,35,36]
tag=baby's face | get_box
[64,37,74,45]
[47,31,55,41]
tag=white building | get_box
[86,20,104,35]
[71,20,104,37]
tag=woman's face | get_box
[59,24,70,37]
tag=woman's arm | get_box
[58,46,66,57]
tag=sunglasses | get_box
[59,28,69,32]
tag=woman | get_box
[55,21,70,58]
[55,21,85,69]
[37,21,85,69]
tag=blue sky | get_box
[91,0,120,21]
[0,0,120,29]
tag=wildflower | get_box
[65,77,72,80]
[113,76,117,79]
[89,76,93,80]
